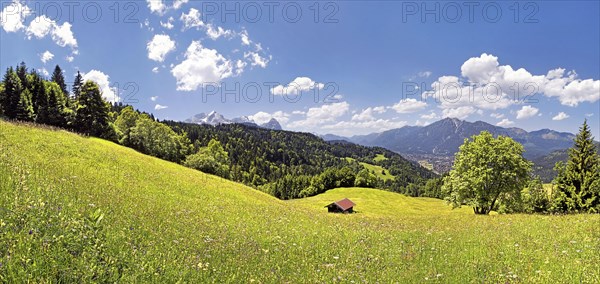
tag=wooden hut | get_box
[325,198,355,213]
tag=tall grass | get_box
[1,120,599,282]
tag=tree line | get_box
[0,62,114,139]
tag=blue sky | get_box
[1,0,599,137]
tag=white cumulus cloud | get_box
[516,105,539,119]
[496,118,514,127]
[244,51,270,68]
[0,0,30,33]
[26,15,53,38]
[391,98,427,113]
[147,34,176,62]
[171,41,233,91]
[552,112,570,121]
[51,22,77,48]
[147,0,166,15]
[288,102,350,129]
[422,53,600,119]
[442,106,477,120]
[155,104,168,110]
[40,50,54,64]
[271,77,324,96]
[250,111,290,125]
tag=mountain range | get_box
[323,118,580,174]
[184,111,282,130]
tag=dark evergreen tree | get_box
[0,82,4,116]
[1,67,23,119]
[16,62,28,90]
[74,81,112,137]
[72,71,84,99]
[34,78,50,124]
[27,70,43,112]
[551,120,600,213]
[45,81,68,127]
[15,89,35,121]
[51,65,68,97]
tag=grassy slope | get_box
[288,187,472,217]
[1,121,599,283]
[345,157,394,181]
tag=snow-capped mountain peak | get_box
[185,111,282,130]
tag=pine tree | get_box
[552,120,600,213]
[45,81,68,127]
[16,62,28,90]
[27,70,47,113]
[51,65,68,97]
[1,67,23,119]
[35,80,50,124]
[15,89,35,121]
[74,81,111,137]
[72,71,84,99]
[0,82,5,117]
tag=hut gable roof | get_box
[326,198,355,211]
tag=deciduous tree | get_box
[443,131,531,215]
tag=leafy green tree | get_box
[524,178,550,213]
[51,65,69,97]
[421,176,445,199]
[551,120,600,213]
[1,67,23,119]
[443,131,531,215]
[185,139,230,178]
[128,114,191,162]
[355,169,377,188]
[115,106,141,147]
[74,81,112,138]
[336,166,356,187]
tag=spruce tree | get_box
[51,65,69,97]
[0,83,4,117]
[1,67,23,119]
[72,71,84,99]
[552,120,600,213]
[45,81,68,127]
[16,62,27,90]
[35,80,50,124]
[15,89,35,121]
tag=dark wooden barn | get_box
[325,198,355,213]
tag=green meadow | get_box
[1,120,599,283]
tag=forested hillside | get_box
[0,61,436,200]
[163,121,437,199]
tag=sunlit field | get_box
[1,120,598,283]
